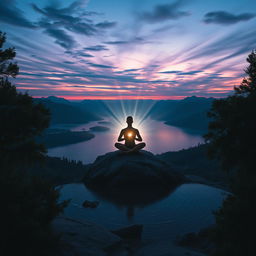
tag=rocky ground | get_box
[53,216,206,256]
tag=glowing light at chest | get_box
[128,132,133,137]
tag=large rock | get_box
[52,216,121,256]
[83,150,185,191]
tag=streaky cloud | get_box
[139,0,190,23]
[31,1,116,49]
[87,63,116,69]
[44,28,76,49]
[0,0,36,28]
[96,21,117,29]
[84,45,108,51]
[203,11,255,25]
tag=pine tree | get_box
[0,31,19,78]
[205,51,256,256]
[0,31,50,164]
[235,50,256,95]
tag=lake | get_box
[50,118,226,243]
[48,118,204,164]
[59,183,228,241]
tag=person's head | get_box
[126,116,133,126]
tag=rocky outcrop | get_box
[83,150,186,190]
[52,216,121,256]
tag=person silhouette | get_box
[115,116,146,152]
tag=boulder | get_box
[83,150,186,191]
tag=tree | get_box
[0,32,67,256]
[205,51,256,256]
[0,32,50,165]
[0,31,19,78]
[235,50,256,95]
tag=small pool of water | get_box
[59,183,228,241]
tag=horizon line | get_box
[32,95,218,101]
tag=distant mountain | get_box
[47,96,71,104]
[34,98,100,124]
[150,96,215,133]
[79,100,109,117]
[34,96,215,130]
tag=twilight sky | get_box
[1,0,256,100]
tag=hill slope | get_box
[150,96,214,132]
[34,98,99,124]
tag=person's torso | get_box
[123,127,137,148]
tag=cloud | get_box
[123,68,142,72]
[159,70,202,75]
[78,53,94,58]
[87,63,115,69]
[140,0,190,23]
[32,0,116,49]
[65,49,94,58]
[63,61,75,64]
[84,45,108,51]
[203,11,256,25]
[96,21,117,29]
[44,28,76,49]
[104,40,130,45]
[104,37,145,45]
[0,0,35,28]
[178,70,202,75]
[183,29,256,65]
[159,70,180,74]
[32,3,97,36]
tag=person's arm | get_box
[135,129,142,141]
[117,129,125,141]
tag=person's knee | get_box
[136,142,145,150]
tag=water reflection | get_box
[86,185,177,220]
[59,183,228,240]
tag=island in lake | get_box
[37,129,95,148]
[89,126,110,132]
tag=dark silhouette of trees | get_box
[0,31,19,78]
[205,50,256,256]
[0,32,67,256]
[0,32,50,164]
[235,51,256,95]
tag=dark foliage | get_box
[30,156,87,185]
[0,31,19,78]
[0,166,68,256]
[235,51,256,95]
[158,144,228,188]
[0,32,68,256]
[205,50,256,256]
[0,79,50,164]
[0,32,50,164]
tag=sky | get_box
[1,0,256,100]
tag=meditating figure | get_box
[115,116,146,152]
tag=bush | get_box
[0,165,68,256]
